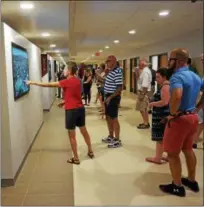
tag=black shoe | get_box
[192,143,197,149]
[181,177,199,192]
[159,182,186,197]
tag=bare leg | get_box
[143,110,149,125]
[88,89,91,104]
[79,126,93,153]
[193,124,203,144]
[113,118,120,139]
[168,153,182,185]
[99,95,103,111]
[182,149,197,182]
[140,111,145,124]
[68,130,79,160]
[156,142,164,160]
[95,91,99,103]
[106,116,114,137]
[146,142,166,164]
[84,92,88,105]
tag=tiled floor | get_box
[1,88,203,206]
[1,102,74,206]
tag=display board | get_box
[41,54,48,77]
[11,42,30,100]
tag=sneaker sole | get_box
[108,144,122,148]
[102,140,113,143]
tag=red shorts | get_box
[163,114,198,154]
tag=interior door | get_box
[130,58,133,92]
[133,57,139,94]
[159,54,168,68]
[123,59,127,90]
[119,60,123,67]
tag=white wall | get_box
[41,55,56,110]
[125,29,203,59]
[1,23,44,179]
[121,29,203,93]
[152,56,159,71]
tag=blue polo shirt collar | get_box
[174,66,189,74]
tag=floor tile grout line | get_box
[21,150,43,206]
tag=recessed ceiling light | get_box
[50,44,56,48]
[41,32,50,37]
[20,3,34,9]
[159,10,170,16]
[114,40,119,44]
[105,46,110,49]
[99,50,103,53]
[128,29,136,35]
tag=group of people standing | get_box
[134,50,203,197]
[26,49,203,198]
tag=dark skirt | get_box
[151,107,169,142]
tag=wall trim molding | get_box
[1,121,44,188]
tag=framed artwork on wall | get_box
[11,42,30,101]
[41,54,48,77]
[48,60,52,81]
[54,60,57,73]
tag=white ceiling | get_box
[1,1,69,63]
[1,1,203,64]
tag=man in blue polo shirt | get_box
[159,48,201,197]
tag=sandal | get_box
[145,157,167,165]
[162,157,169,162]
[88,152,94,159]
[137,124,150,129]
[67,157,80,165]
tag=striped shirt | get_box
[104,67,123,94]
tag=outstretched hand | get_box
[25,80,32,85]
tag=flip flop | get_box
[88,152,94,159]
[162,157,169,162]
[145,157,167,165]
[67,157,80,165]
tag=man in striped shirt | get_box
[102,55,123,148]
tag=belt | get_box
[162,111,195,128]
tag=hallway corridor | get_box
[1,89,203,206]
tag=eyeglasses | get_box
[168,58,177,62]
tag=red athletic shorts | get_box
[163,114,198,154]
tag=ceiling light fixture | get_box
[114,40,119,44]
[99,50,103,53]
[159,10,170,16]
[105,46,110,49]
[50,44,56,48]
[20,3,34,9]
[128,29,136,35]
[41,32,51,37]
